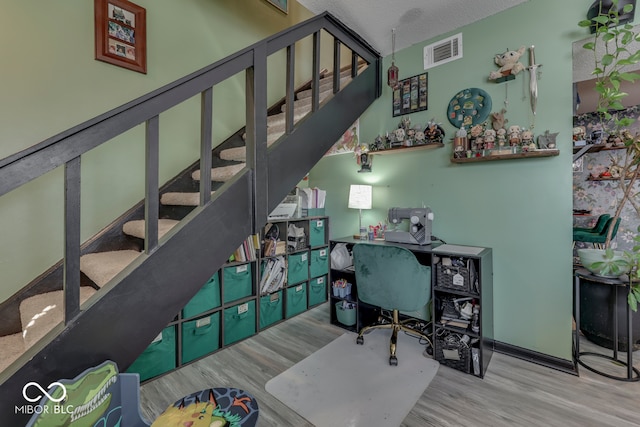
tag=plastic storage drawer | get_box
[182,272,221,319]
[308,275,327,306]
[126,326,176,382]
[259,291,283,329]
[224,300,256,345]
[223,263,253,304]
[286,283,308,318]
[181,312,220,364]
[309,218,326,247]
[287,252,309,285]
[309,248,329,278]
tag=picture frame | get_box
[94,0,147,74]
[265,0,288,14]
[392,72,428,117]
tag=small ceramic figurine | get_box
[537,130,558,149]
[573,126,586,142]
[484,129,496,149]
[489,46,526,80]
[414,130,426,144]
[497,128,507,147]
[394,127,405,142]
[508,125,521,146]
[491,108,508,130]
[521,129,534,147]
[425,119,445,143]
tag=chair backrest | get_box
[592,214,611,234]
[352,243,431,312]
[608,217,621,239]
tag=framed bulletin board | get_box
[94,0,147,74]
[392,73,428,117]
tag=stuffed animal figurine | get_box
[489,46,526,80]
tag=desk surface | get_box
[332,236,491,257]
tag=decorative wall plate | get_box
[447,88,492,128]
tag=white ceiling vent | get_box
[423,33,463,70]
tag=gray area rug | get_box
[265,331,439,426]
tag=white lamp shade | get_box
[348,184,372,210]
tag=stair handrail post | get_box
[200,87,214,206]
[144,115,160,253]
[246,43,269,233]
[63,156,82,322]
[285,44,295,135]
[311,31,321,113]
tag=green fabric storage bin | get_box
[259,291,283,329]
[286,283,308,318]
[126,326,176,382]
[308,275,327,306]
[287,252,309,285]
[309,218,326,247]
[182,272,221,319]
[223,263,253,304]
[181,312,220,364]
[310,248,329,278]
[224,300,256,345]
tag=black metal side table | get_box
[574,268,640,381]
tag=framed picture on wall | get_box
[94,0,147,74]
[265,0,288,14]
[392,72,428,117]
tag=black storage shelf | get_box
[129,216,330,384]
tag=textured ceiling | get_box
[297,0,529,57]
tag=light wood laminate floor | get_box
[139,303,640,426]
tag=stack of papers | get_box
[298,187,326,210]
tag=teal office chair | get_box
[352,243,432,365]
[573,214,610,234]
[573,217,620,249]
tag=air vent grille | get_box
[423,33,463,70]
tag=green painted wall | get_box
[0,0,319,302]
[310,0,589,360]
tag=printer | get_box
[385,207,434,245]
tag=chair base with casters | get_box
[356,309,432,365]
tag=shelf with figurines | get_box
[572,125,628,155]
[368,117,446,155]
[450,121,559,163]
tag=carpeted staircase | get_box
[0,65,363,373]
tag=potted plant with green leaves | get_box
[577,0,640,319]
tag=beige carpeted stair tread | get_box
[191,163,245,182]
[160,191,215,206]
[296,75,352,100]
[122,219,180,240]
[20,287,97,349]
[0,332,26,372]
[221,131,282,162]
[281,87,334,113]
[80,250,141,288]
[267,104,312,128]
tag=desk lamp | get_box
[348,184,372,239]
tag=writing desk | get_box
[329,236,493,378]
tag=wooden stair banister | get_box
[0,12,380,424]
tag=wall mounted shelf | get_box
[451,149,559,163]
[573,144,625,154]
[371,142,443,156]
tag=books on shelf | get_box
[229,234,259,263]
[260,256,287,294]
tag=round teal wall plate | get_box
[447,88,492,128]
